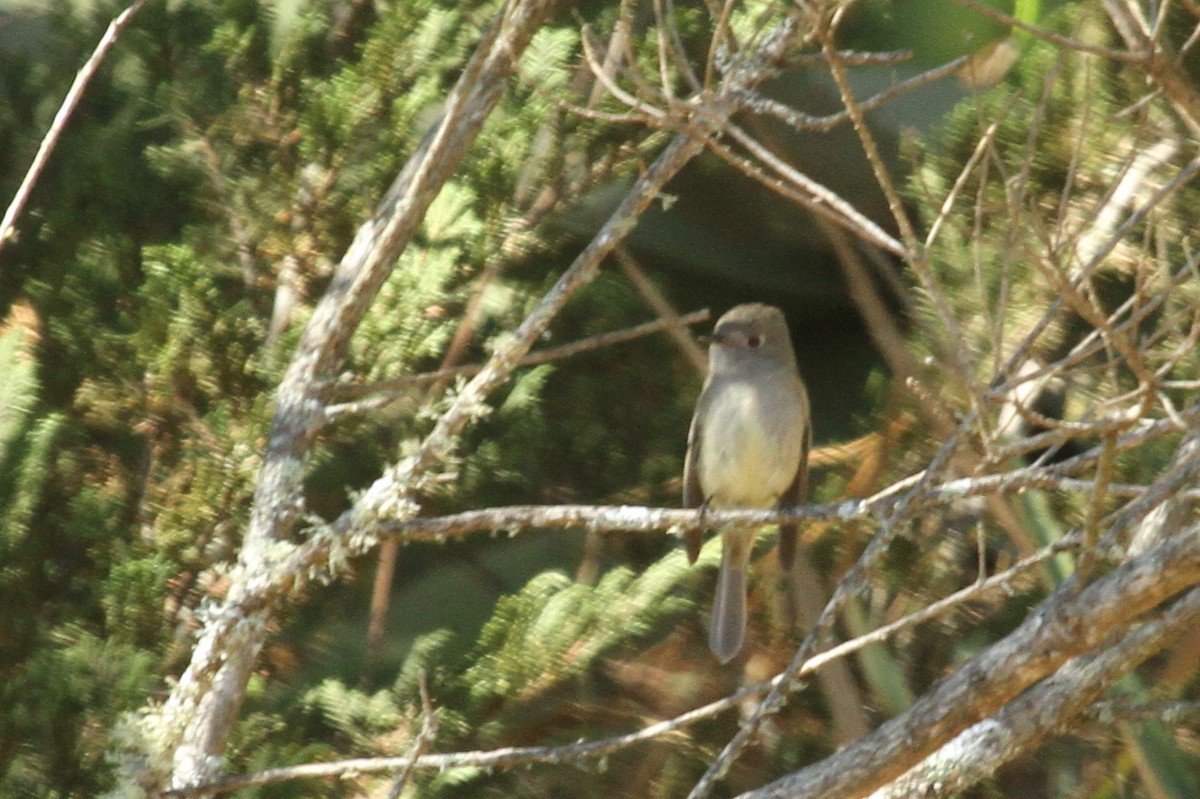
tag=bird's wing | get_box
[682,396,707,564]
[777,415,811,572]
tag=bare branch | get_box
[715,125,907,258]
[818,17,919,253]
[580,23,668,119]
[151,0,562,789]
[869,586,1200,799]
[738,55,968,135]
[163,538,1073,797]
[922,114,1007,251]
[324,309,712,419]
[385,673,438,799]
[0,0,150,249]
[1083,700,1200,725]
[744,526,1200,799]
[819,217,956,437]
[951,0,1137,61]
[1101,0,1200,134]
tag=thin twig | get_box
[817,216,955,439]
[704,0,738,88]
[614,247,708,375]
[715,126,907,258]
[0,0,150,248]
[1102,0,1200,134]
[950,0,1137,61]
[385,672,438,799]
[1077,430,1117,586]
[163,539,1072,797]
[662,0,703,93]
[325,309,711,419]
[922,115,1006,251]
[1084,699,1200,725]
[739,55,968,135]
[818,18,919,253]
[580,23,667,119]
[819,12,976,402]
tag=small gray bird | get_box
[683,303,811,663]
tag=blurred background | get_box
[7,0,1200,797]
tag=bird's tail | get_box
[709,530,753,663]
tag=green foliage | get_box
[898,3,1200,793]
[0,627,158,798]
[913,6,1200,389]
[8,0,1194,795]
[225,711,342,799]
[464,554,694,718]
[2,0,653,793]
[101,555,174,648]
[0,324,38,454]
[299,680,402,751]
[291,550,707,798]
[0,323,56,548]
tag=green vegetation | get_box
[2,1,1198,797]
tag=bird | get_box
[683,303,811,663]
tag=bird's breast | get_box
[697,375,805,509]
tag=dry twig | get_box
[0,0,150,248]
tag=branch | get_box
[368,483,1129,547]
[819,216,956,437]
[741,524,1200,799]
[1083,700,1200,725]
[0,0,150,248]
[150,0,561,790]
[325,308,711,419]
[736,54,968,134]
[613,247,708,375]
[714,126,907,258]
[365,387,1195,546]
[163,538,1071,797]
[951,0,1136,61]
[869,586,1200,799]
[1101,0,1200,134]
[384,673,438,799]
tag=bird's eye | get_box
[747,335,762,348]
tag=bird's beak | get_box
[698,331,724,346]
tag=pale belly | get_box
[697,378,803,509]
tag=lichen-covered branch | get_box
[130,0,560,792]
[741,524,1200,799]
[161,536,1070,797]
[122,1,836,794]
[869,586,1200,799]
